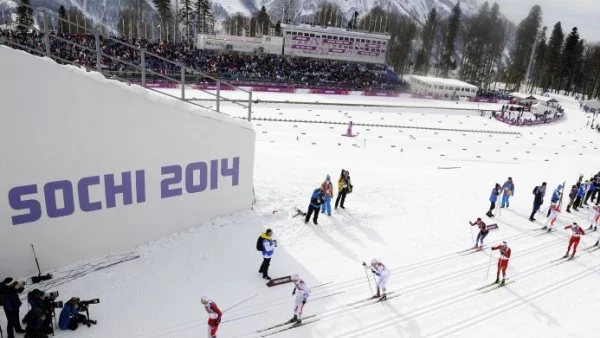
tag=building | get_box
[509,92,538,106]
[409,76,478,99]
[280,24,390,64]
[197,34,283,55]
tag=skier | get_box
[491,241,511,285]
[487,183,501,217]
[500,177,514,208]
[305,187,325,225]
[320,175,333,216]
[588,205,600,231]
[564,222,585,259]
[547,184,562,217]
[542,204,560,231]
[470,218,489,251]
[288,274,310,325]
[201,296,222,338]
[369,258,391,300]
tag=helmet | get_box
[502,241,507,247]
[201,295,209,304]
[291,274,299,281]
[371,258,379,265]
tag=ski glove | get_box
[292,288,296,296]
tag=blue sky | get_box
[493,0,600,42]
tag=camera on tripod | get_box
[79,298,100,307]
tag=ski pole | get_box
[222,293,259,313]
[221,310,266,324]
[485,251,494,283]
[361,262,374,295]
[468,222,475,245]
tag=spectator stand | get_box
[0,2,253,120]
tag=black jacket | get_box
[533,186,545,205]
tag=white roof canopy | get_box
[585,100,600,109]
[532,95,558,104]
[509,92,537,100]
[410,76,478,90]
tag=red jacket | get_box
[492,245,511,260]
[204,301,222,325]
[565,225,585,237]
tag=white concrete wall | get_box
[0,46,255,279]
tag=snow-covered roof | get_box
[509,92,537,100]
[585,100,600,109]
[532,95,558,104]
[281,24,391,40]
[409,75,478,89]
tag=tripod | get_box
[85,308,97,326]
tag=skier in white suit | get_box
[370,258,391,300]
[288,274,311,325]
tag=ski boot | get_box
[594,226,598,231]
[379,294,387,301]
[494,277,499,284]
[541,226,547,230]
[595,240,599,247]
[563,253,569,259]
[569,254,575,260]
[588,225,594,230]
[288,315,298,324]
[500,279,506,286]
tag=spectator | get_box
[305,187,325,225]
[321,175,333,216]
[566,185,578,213]
[2,279,26,337]
[335,170,352,210]
[487,183,501,218]
[58,297,91,331]
[530,182,547,222]
[258,228,277,280]
[501,177,514,208]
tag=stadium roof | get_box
[410,76,478,89]
[281,24,391,40]
[509,92,537,100]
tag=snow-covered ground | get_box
[6,89,600,338]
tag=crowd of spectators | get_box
[476,89,510,101]
[0,29,409,91]
[493,108,564,126]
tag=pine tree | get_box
[178,0,194,42]
[541,22,564,91]
[194,0,212,35]
[505,5,542,91]
[274,20,282,35]
[16,0,34,33]
[559,27,581,93]
[153,0,172,39]
[414,8,438,75]
[440,2,461,78]
[530,27,547,91]
[257,6,270,36]
[58,5,66,33]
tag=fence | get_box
[0,1,253,121]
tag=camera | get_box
[79,299,100,307]
[51,300,64,308]
[46,291,59,300]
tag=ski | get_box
[457,247,480,254]
[586,244,600,252]
[292,207,307,218]
[475,281,498,290]
[550,256,569,263]
[481,280,515,293]
[555,256,578,265]
[256,315,317,333]
[346,291,396,307]
[259,318,320,337]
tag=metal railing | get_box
[0,1,253,121]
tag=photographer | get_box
[2,278,26,337]
[58,297,93,331]
[24,308,48,338]
[24,290,55,335]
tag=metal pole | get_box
[216,80,221,112]
[141,50,146,88]
[95,29,101,71]
[181,65,185,100]
[42,11,50,57]
[247,91,252,122]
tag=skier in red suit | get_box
[201,296,222,338]
[564,222,585,259]
[491,241,511,285]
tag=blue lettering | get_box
[78,176,102,212]
[44,181,75,218]
[161,165,182,198]
[185,162,208,193]
[135,170,146,203]
[9,185,42,225]
[221,157,240,186]
[210,159,219,190]
[104,172,133,208]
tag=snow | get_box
[5,79,600,338]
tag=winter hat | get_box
[291,274,299,281]
[326,174,331,181]
[502,241,507,246]
[201,295,210,303]
[2,277,13,284]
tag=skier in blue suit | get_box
[501,177,514,208]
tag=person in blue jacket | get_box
[573,183,587,211]
[501,177,515,208]
[305,187,325,225]
[486,183,501,218]
[59,297,90,331]
[547,184,563,217]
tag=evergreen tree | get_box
[257,6,270,36]
[274,20,282,36]
[414,8,438,75]
[58,5,66,33]
[314,1,342,27]
[440,2,461,78]
[272,0,300,24]
[16,0,34,33]
[178,0,194,42]
[118,0,153,38]
[504,5,542,91]
[152,0,172,39]
[559,27,581,93]
[530,27,547,91]
[194,0,213,35]
[541,22,564,90]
